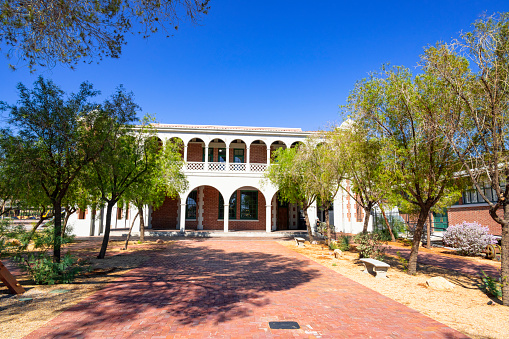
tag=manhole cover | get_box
[269,321,300,329]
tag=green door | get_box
[433,210,448,231]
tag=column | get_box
[307,201,317,235]
[246,147,250,172]
[197,187,204,230]
[266,204,272,233]
[223,204,229,232]
[266,147,271,165]
[204,145,209,171]
[272,197,277,231]
[179,203,186,233]
[226,146,230,172]
[183,146,188,162]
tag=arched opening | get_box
[207,138,227,171]
[270,140,287,163]
[169,137,184,159]
[229,139,247,171]
[249,140,267,163]
[227,186,267,231]
[186,138,206,162]
[290,141,302,149]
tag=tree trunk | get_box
[61,207,74,237]
[380,206,395,242]
[302,206,313,240]
[138,205,145,243]
[426,212,432,249]
[501,205,509,306]
[98,207,104,235]
[362,204,372,233]
[325,208,331,245]
[53,200,62,263]
[98,201,115,259]
[89,209,96,236]
[123,211,139,250]
[407,207,430,275]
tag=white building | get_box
[69,124,371,237]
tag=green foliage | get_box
[480,270,502,299]
[0,220,26,256]
[354,232,386,260]
[0,0,210,71]
[17,253,80,285]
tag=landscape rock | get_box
[311,241,318,245]
[156,239,164,244]
[426,276,456,290]
[334,249,343,259]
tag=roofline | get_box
[151,123,315,137]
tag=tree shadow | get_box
[30,241,320,337]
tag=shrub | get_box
[329,235,351,251]
[354,232,386,260]
[443,222,497,256]
[480,270,502,299]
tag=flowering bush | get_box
[443,222,497,256]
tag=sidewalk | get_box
[25,240,466,338]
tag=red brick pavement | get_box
[25,240,466,338]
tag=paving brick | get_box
[25,240,466,338]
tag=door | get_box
[433,210,449,231]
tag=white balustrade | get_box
[208,162,226,171]
[229,163,246,171]
[250,163,268,172]
[186,162,205,171]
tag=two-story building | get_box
[69,124,370,237]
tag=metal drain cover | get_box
[269,321,300,329]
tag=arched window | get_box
[185,191,197,219]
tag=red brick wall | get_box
[448,205,503,236]
[250,144,266,163]
[201,187,266,231]
[152,197,179,230]
[187,143,203,162]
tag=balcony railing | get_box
[185,162,268,173]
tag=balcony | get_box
[185,161,268,173]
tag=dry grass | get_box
[279,240,508,339]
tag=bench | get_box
[294,237,306,247]
[359,258,390,278]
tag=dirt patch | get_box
[279,240,508,339]
[0,239,171,339]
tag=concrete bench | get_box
[359,258,390,278]
[294,237,306,247]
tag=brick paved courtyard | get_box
[26,240,466,338]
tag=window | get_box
[218,148,226,162]
[462,185,498,204]
[240,191,258,220]
[218,192,237,219]
[116,208,122,219]
[202,147,213,162]
[186,190,197,219]
[78,209,86,220]
[233,149,244,163]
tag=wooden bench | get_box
[294,237,306,247]
[359,258,390,278]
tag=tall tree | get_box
[328,122,387,235]
[0,77,118,262]
[265,147,317,239]
[422,13,509,305]
[348,66,462,275]
[89,113,167,259]
[123,135,187,245]
[0,0,210,71]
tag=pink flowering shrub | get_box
[443,222,497,256]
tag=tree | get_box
[0,77,119,263]
[347,66,462,275]
[328,122,388,235]
[89,114,169,259]
[265,147,316,238]
[122,133,187,246]
[422,13,509,305]
[0,0,210,71]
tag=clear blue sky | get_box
[1,1,508,131]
